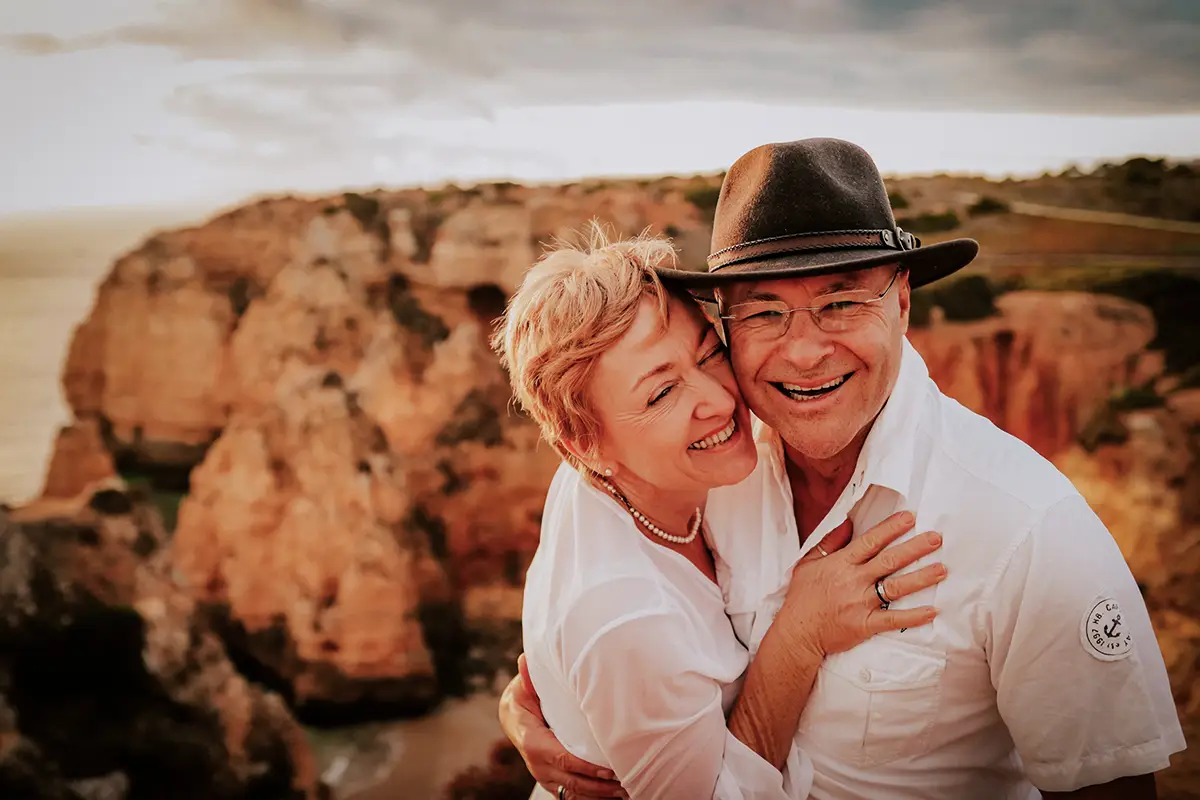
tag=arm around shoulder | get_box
[986,493,1186,793]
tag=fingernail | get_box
[935,564,948,577]
[927,532,942,545]
[926,608,939,619]
[901,511,915,525]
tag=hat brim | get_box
[655,237,979,297]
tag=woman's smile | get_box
[687,417,740,451]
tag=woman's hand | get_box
[498,654,628,799]
[778,511,946,656]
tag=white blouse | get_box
[522,462,811,800]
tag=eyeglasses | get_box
[719,268,902,338]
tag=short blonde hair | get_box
[491,222,679,474]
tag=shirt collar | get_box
[753,336,932,508]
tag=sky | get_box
[1,0,1199,215]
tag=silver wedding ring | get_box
[875,579,891,609]
[558,786,567,800]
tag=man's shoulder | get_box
[908,387,1092,570]
[921,387,1079,513]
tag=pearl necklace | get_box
[597,477,702,545]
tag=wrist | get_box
[765,613,826,661]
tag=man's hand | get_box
[499,654,628,798]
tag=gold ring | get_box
[816,544,830,557]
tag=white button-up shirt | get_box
[522,464,811,799]
[705,337,1186,798]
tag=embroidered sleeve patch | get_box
[1080,598,1134,661]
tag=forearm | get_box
[727,624,822,770]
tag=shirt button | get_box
[859,668,872,682]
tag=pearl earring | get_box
[604,467,613,477]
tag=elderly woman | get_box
[491,227,946,800]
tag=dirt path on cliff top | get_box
[1008,201,1200,234]
[948,192,1200,236]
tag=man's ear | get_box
[896,269,912,334]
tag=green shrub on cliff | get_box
[1021,269,1200,375]
[118,470,186,533]
[1108,383,1165,411]
[1077,383,1165,452]
[385,274,450,347]
[1078,402,1130,452]
[685,185,722,221]
[896,211,960,233]
[968,195,1010,216]
[909,274,1000,328]
[435,391,504,448]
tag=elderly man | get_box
[499,138,1186,799]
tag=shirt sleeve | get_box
[984,492,1187,792]
[559,576,809,800]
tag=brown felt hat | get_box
[655,137,978,292]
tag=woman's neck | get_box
[606,473,706,543]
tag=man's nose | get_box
[778,313,836,370]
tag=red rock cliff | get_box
[37,183,1199,795]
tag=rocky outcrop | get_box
[0,485,324,800]
[169,230,562,719]
[39,177,1199,797]
[39,419,116,499]
[1051,392,1200,798]
[55,182,717,478]
[1055,392,1200,687]
[908,291,1158,458]
[909,295,1199,794]
[47,182,724,717]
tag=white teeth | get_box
[779,374,849,400]
[689,418,737,450]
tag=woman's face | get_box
[583,293,758,497]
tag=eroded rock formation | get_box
[47,183,719,718]
[0,485,324,800]
[908,291,1159,458]
[34,181,1200,793]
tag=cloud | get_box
[4,0,1197,176]
[5,0,1198,114]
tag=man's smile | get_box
[772,372,854,402]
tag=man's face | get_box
[721,265,911,462]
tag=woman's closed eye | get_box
[648,383,675,407]
[648,344,725,406]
